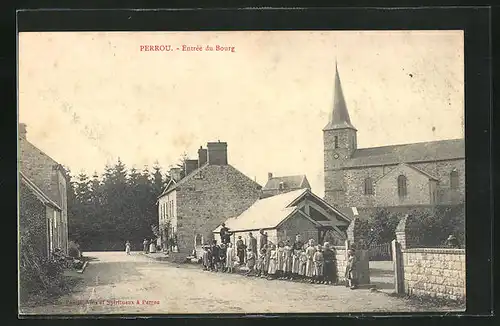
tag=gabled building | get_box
[157,141,262,253]
[323,63,465,210]
[18,123,69,255]
[213,188,351,247]
[261,173,311,198]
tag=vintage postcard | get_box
[18,30,466,315]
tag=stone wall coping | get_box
[403,248,465,254]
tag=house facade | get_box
[323,63,465,210]
[213,188,351,248]
[158,141,262,253]
[261,173,311,198]
[18,123,69,255]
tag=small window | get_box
[364,177,374,195]
[397,175,407,197]
[450,170,459,189]
[334,136,339,149]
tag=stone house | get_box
[19,172,63,258]
[157,141,262,254]
[18,123,69,255]
[213,188,351,248]
[261,173,311,198]
[323,63,465,211]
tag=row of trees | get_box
[66,159,178,251]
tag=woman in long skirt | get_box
[267,244,278,279]
[298,247,307,280]
[149,239,156,253]
[262,244,271,278]
[322,242,337,285]
[291,249,300,280]
[225,243,235,273]
[275,241,284,279]
[305,239,317,283]
[282,240,293,280]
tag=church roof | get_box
[323,62,356,131]
[344,139,464,168]
[263,175,310,191]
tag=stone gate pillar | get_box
[396,214,415,250]
[346,218,370,285]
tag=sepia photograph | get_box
[18,30,466,315]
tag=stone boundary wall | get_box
[402,248,465,301]
[333,245,347,282]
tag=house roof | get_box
[213,189,309,233]
[158,163,262,198]
[158,163,210,197]
[20,172,62,210]
[19,138,68,204]
[344,139,464,168]
[263,175,310,191]
[323,62,356,131]
[213,188,350,233]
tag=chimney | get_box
[198,146,208,168]
[268,172,273,180]
[207,141,228,165]
[184,159,198,176]
[169,167,182,182]
[19,123,27,139]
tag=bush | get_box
[68,241,81,258]
[19,232,68,304]
[406,205,465,248]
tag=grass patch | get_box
[386,292,465,310]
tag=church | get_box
[323,64,465,213]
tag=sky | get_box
[18,31,464,197]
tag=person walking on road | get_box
[143,239,149,254]
[125,241,131,255]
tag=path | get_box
[20,252,453,315]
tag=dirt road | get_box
[19,252,455,315]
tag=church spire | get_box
[323,62,357,131]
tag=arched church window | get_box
[397,175,407,197]
[334,136,339,149]
[450,170,459,189]
[364,177,374,195]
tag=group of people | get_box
[142,238,158,254]
[201,226,360,289]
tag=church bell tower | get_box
[323,62,357,207]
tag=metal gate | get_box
[368,242,392,261]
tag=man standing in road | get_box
[259,229,268,252]
[248,232,257,257]
[143,239,149,254]
[236,236,246,265]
